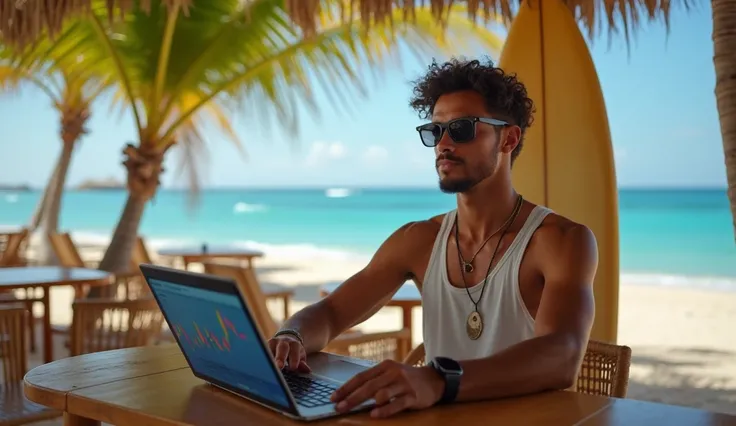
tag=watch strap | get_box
[431,359,461,404]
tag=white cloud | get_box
[305,141,346,166]
[362,145,388,163]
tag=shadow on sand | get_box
[627,346,736,416]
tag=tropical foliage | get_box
[7,0,732,242]
[0,33,111,263]
[25,0,503,273]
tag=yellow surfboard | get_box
[499,0,620,343]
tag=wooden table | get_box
[321,281,421,343]
[23,345,736,426]
[0,267,112,362]
[157,246,264,269]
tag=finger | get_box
[273,340,290,369]
[297,359,311,373]
[373,383,405,406]
[370,395,415,418]
[335,370,397,412]
[332,362,389,402]
[287,341,302,370]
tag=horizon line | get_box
[0,184,729,191]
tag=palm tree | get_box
[4,1,734,242]
[0,35,110,264]
[46,0,502,274]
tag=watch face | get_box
[434,357,462,374]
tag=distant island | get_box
[76,177,125,190]
[0,183,31,191]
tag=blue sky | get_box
[0,2,726,189]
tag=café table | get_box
[320,281,421,344]
[157,245,264,269]
[23,344,736,426]
[0,266,112,363]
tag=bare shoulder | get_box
[530,210,598,283]
[395,214,445,245]
[368,214,444,263]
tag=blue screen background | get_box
[148,278,291,408]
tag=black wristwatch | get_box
[428,356,463,404]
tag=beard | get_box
[437,150,498,194]
[439,176,477,193]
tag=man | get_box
[267,57,598,418]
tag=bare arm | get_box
[453,223,598,401]
[278,222,423,354]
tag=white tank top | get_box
[422,205,552,362]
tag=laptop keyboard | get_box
[282,371,339,407]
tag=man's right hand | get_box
[268,335,311,373]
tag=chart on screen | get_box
[172,310,247,352]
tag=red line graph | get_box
[173,310,247,352]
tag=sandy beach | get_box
[24,245,736,422]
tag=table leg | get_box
[42,288,53,363]
[282,295,290,319]
[401,307,413,359]
[64,412,101,426]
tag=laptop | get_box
[138,263,377,421]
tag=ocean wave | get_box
[233,202,267,214]
[325,188,353,198]
[56,230,365,262]
[6,224,736,292]
[620,273,736,292]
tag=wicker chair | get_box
[203,262,410,363]
[69,297,165,356]
[0,229,40,354]
[403,339,632,398]
[0,304,61,425]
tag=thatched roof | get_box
[1,0,689,48]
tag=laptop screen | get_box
[147,277,292,410]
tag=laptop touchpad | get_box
[308,354,373,382]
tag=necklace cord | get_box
[454,195,524,311]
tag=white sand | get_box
[24,249,736,420]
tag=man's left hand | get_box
[330,360,445,418]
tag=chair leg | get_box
[25,298,36,353]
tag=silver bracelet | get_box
[273,329,304,345]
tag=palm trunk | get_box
[28,160,60,231]
[28,140,77,265]
[712,0,736,242]
[97,193,148,274]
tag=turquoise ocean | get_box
[1,187,735,291]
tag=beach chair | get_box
[203,262,411,363]
[47,232,139,299]
[403,340,632,398]
[0,229,40,353]
[69,297,164,356]
[125,236,155,299]
[0,304,61,425]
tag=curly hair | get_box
[409,57,535,164]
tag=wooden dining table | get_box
[157,245,265,269]
[0,266,112,362]
[321,281,421,344]
[24,344,736,426]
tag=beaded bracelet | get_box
[273,329,304,345]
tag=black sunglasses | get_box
[416,116,509,147]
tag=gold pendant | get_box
[463,262,474,273]
[466,311,483,340]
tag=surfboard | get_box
[499,0,620,343]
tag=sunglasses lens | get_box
[447,119,475,143]
[419,125,442,147]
